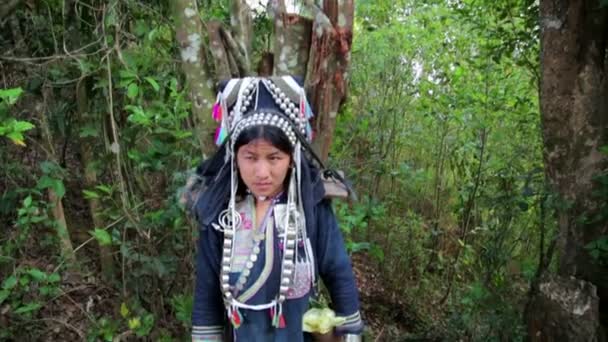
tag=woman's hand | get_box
[312,332,344,342]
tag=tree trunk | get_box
[527,275,602,341]
[230,0,252,71]
[529,0,608,338]
[305,0,354,162]
[76,79,115,282]
[39,86,77,268]
[273,0,313,77]
[173,0,218,156]
[174,1,352,160]
[207,21,233,80]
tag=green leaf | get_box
[14,302,42,315]
[91,228,112,246]
[120,302,130,318]
[6,131,26,146]
[127,83,139,99]
[95,184,112,194]
[82,190,100,199]
[144,77,160,92]
[37,176,65,198]
[0,87,23,105]
[2,276,17,290]
[26,268,47,281]
[48,273,61,283]
[79,125,99,138]
[128,317,141,330]
[13,121,35,132]
[23,196,32,208]
[0,290,9,305]
[135,313,154,336]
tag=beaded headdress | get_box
[210,76,316,329]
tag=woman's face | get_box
[236,138,291,199]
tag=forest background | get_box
[1,0,606,341]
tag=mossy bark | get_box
[173,0,218,157]
[529,0,608,337]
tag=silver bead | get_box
[285,250,294,258]
[289,103,295,109]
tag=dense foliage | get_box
[0,0,552,340]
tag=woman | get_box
[185,77,363,341]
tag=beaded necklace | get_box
[233,196,275,294]
[219,192,297,328]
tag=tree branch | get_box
[220,25,251,76]
[230,0,252,70]
[207,21,232,80]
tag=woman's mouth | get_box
[254,183,272,190]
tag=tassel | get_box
[214,125,227,146]
[231,307,242,328]
[212,102,222,121]
[270,305,281,327]
[305,99,314,119]
[277,303,285,328]
[300,98,305,117]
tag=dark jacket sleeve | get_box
[191,225,224,340]
[315,200,364,335]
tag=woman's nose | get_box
[254,162,270,179]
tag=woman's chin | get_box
[251,187,280,199]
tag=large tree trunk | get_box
[173,1,352,160]
[529,0,608,339]
[305,0,354,162]
[173,0,218,156]
[272,0,313,77]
